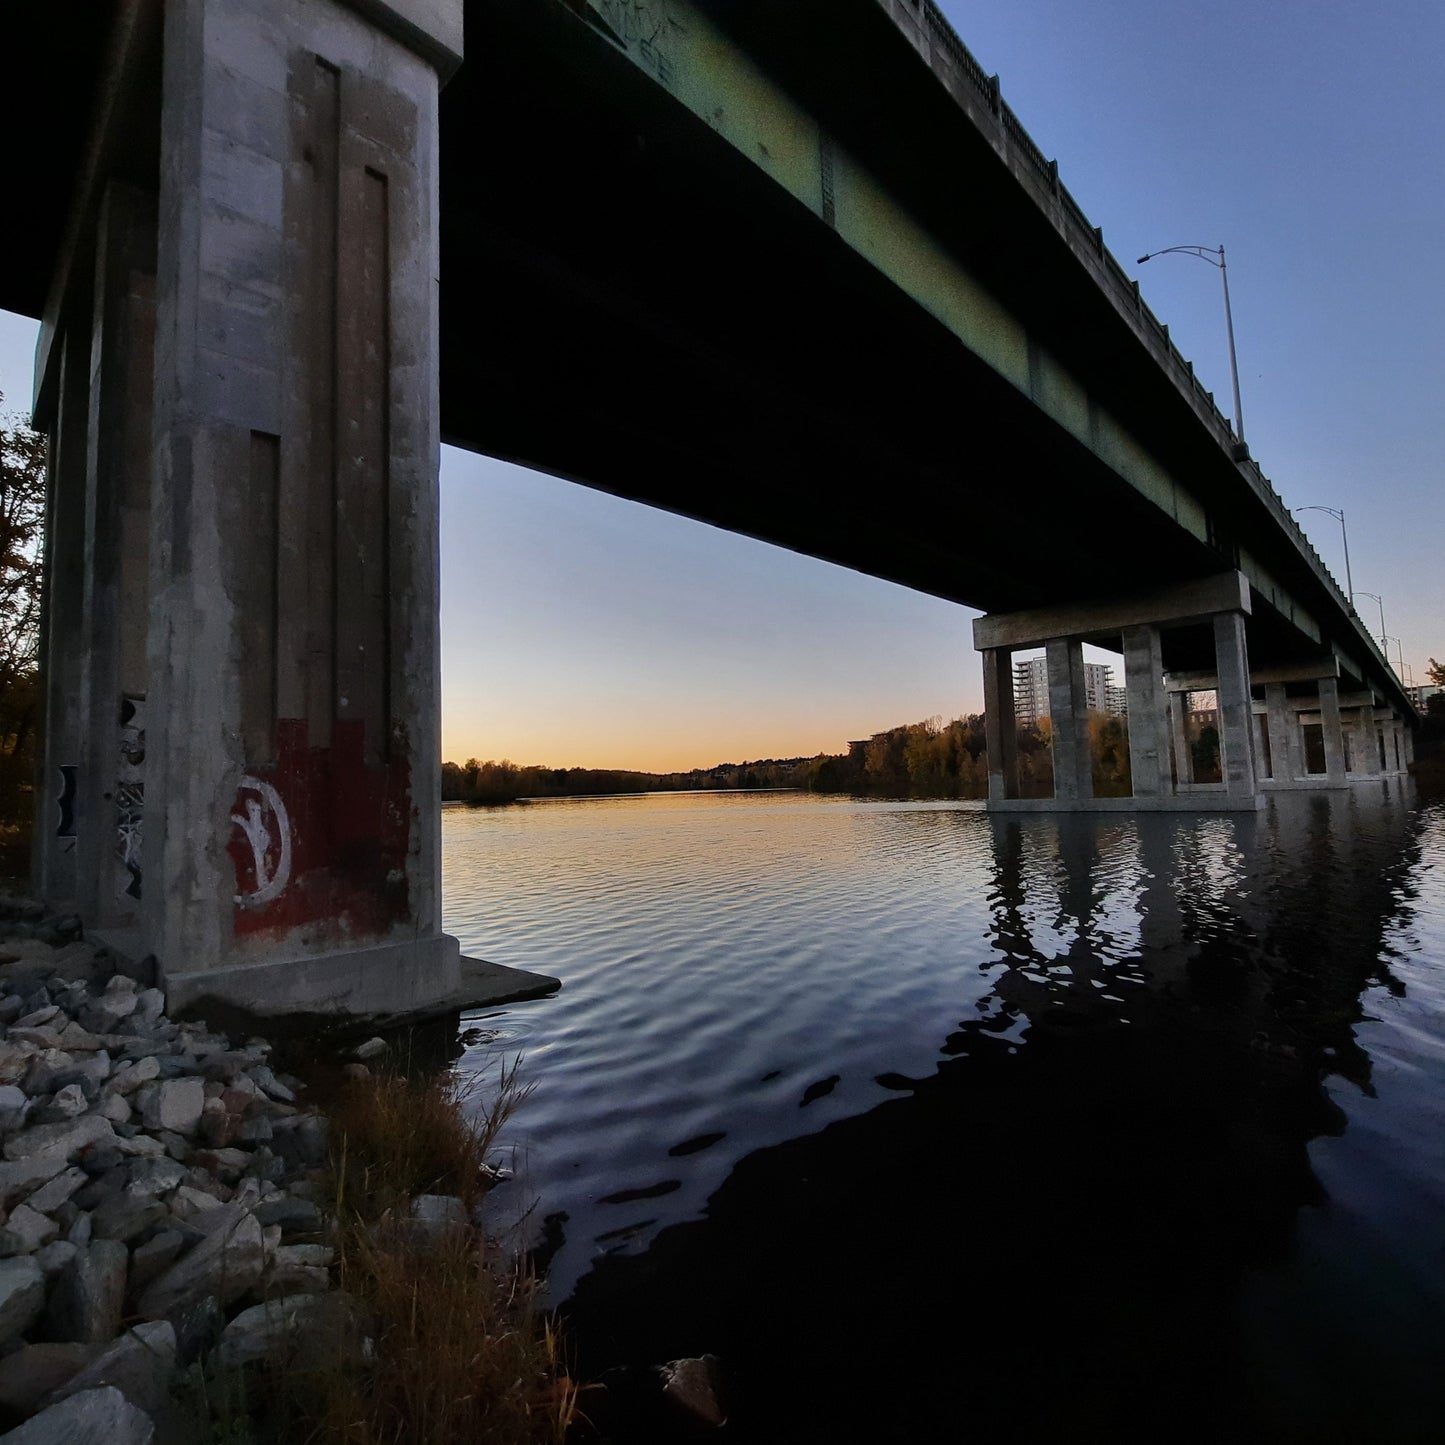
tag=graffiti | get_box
[116,694,145,902]
[231,775,293,908]
[589,0,680,84]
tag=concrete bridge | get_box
[2,0,1414,1014]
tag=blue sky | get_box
[4,0,1441,770]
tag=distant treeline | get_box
[442,710,1135,804]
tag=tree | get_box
[1427,658,1445,688]
[0,397,46,828]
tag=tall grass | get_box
[261,1058,579,1444]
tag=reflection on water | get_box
[444,785,1445,1441]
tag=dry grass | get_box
[263,1057,580,1445]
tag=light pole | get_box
[1383,637,1410,684]
[1356,591,1387,653]
[1293,505,1354,605]
[1138,243,1245,448]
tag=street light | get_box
[1137,243,1245,448]
[1356,591,1387,653]
[1383,637,1411,684]
[1293,505,1354,604]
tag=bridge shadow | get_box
[561,787,1434,1443]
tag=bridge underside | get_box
[3,0,1417,1012]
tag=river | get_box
[442,785,1445,1441]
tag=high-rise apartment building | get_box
[1012,655,1126,726]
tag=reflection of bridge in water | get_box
[6,0,1416,1014]
[566,784,1442,1441]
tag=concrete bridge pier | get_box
[973,572,1261,812]
[33,0,467,1017]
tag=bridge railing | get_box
[910,0,1368,640]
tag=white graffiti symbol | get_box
[231,775,292,908]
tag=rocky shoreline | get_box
[0,916,368,1443]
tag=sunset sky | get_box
[4,0,1442,772]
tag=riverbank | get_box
[0,905,574,1443]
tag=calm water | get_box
[442,786,1445,1441]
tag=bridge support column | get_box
[142,0,464,1015]
[1122,624,1168,797]
[1046,638,1092,801]
[1167,691,1193,787]
[1404,724,1416,769]
[972,571,1260,811]
[1318,678,1348,787]
[981,648,1020,802]
[76,184,156,940]
[25,0,466,1015]
[1213,612,1258,799]
[34,338,91,908]
[1264,684,1299,782]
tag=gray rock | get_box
[248,1066,296,1104]
[109,1132,166,1160]
[102,974,137,996]
[27,1166,87,1216]
[169,1293,223,1366]
[0,1083,28,1119]
[13,1005,60,1030]
[131,991,164,1025]
[3,1115,115,1165]
[33,1084,88,1124]
[216,1292,364,1370]
[0,1203,59,1256]
[98,1093,130,1125]
[51,1053,112,1100]
[103,1057,159,1097]
[65,1212,91,1246]
[352,1036,387,1061]
[0,1343,99,1414]
[40,1239,127,1343]
[0,1257,46,1346]
[0,1385,155,1444]
[125,1158,185,1200]
[55,1022,107,1054]
[33,1240,77,1278]
[126,1232,185,1294]
[19,1051,73,1096]
[660,1355,728,1429]
[47,1321,177,1415]
[253,1196,323,1235]
[0,996,24,1025]
[0,1155,69,1209]
[90,1196,167,1244]
[0,1043,36,1086]
[78,993,139,1036]
[136,1080,203,1137]
[133,1205,264,1320]
[7,1028,62,1051]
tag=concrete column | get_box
[1391,719,1405,772]
[1264,684,1298,782]
[33,334,91,907]
[76,183,156,935]
[1212,611,1257,799]
[1168,690,1192,786]
[1046,637,1091,800]
[1404,725,1416,768]
[981,647,1019,802]
[1317,677,1348,786]
[145,0,461,1013]
[1349,703,1375,775]
[1122,624,1169,798]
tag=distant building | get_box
[1406,683,1443,712]
[1013,655,1125,727]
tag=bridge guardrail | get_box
[911,0,1374,645]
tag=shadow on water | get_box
[561,785,1440,1442]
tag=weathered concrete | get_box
[29,0,467,1017]
[981,648,1019,803]
[972,572,1251,653]
[1122,625,1168,798]
[1318,677,1349,787]
[1045,638,1091,801]
[1264,684,1301,784]
[1213,611,1258,800]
